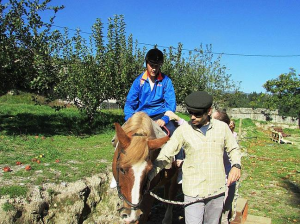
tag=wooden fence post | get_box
[238,118,242,141]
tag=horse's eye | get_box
[120,168,126,174]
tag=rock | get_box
[0,171,122,224]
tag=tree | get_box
[162,44,240,107]
[0,0,64,96]
[104,15,145,108]
[1,1,241,123]
[52,15,145,121]
[53,19,109,122]
[263,68,300,128]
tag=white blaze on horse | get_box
[112,112,179,224]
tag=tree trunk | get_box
[298,111,300,129]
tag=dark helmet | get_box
[145,48,164,65]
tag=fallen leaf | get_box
[3,166,11,172]
[25,165,32,171]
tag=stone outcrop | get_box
[0,171,121,224]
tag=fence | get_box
[176,106,298,126]
[225,108,298,126]
[102,102,299,126]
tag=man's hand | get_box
[156,119,166,127]
[227,167,241,186]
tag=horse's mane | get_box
[120,112,156,167]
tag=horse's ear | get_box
[148,136,170,150]
[115,123,131,149]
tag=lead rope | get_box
[149,180,240,220]
[229,180,240,222]
[149,185,225,206]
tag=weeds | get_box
[2,202,15,212]
[0,186,28,198]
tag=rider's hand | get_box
[164,111,179,121]
[156,119,166,127]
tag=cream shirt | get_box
[150,118,241,198]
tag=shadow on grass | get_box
[0,111,124,136]
[282,178,300,207]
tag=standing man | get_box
[124,48,177,133]
[148,91,241,224]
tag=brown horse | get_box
[112,112,179,224]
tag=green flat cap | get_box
[185,91,213,112]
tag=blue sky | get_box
[42,0,299,93]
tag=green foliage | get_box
[0,0,64,95]
[262,69,300,120]
[162,44,240,106]
[52,15,145,121]
[1,0,240,122]
[226,91,266,108]
[0,186,28,198]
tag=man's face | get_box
[189,108,211,127]
[146,62,161,77]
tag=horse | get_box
[112,112,179,224]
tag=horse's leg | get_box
[139,193,155,224]
[162,204,173,224]
[162,169,179,224]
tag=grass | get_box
[0,92,299,223]
[174,115,300,223]
[0,92,124,188]
[2,202,15,212]
[234,119,300,224]
[0,185,28,198]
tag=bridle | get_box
[115,133,151,212]
[115,125,170,213]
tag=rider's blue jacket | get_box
[124,71,176,124]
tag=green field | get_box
[0,93,299,223]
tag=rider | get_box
[110,48,183,188]
[124,48,177,134]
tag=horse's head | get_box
[112,114,169,223]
